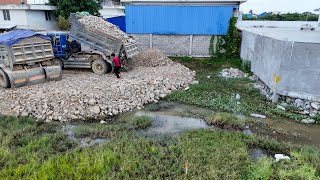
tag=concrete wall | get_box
[26,10,57,30]
[0,9,57,30]
[0,9,28,28]
[130,34,211,57]
[241,30,320,101]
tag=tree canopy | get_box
[49,0,103,18]
[243,12,318,21]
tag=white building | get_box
[99,0,125,19]
[0,1,57,31]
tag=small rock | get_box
[89,106,100,115]
[271,93,279,103]
[294,99,304,108]
[100,120,107,124]
[235,94,241,100]
[276,105,286,111]
[184,87,190,91]
[301,118,315,124]
[70,115,78,120]
[250,113,266,119]
[191,80,199,85]
[88,98,96,105]
[274,154,290,162]
[207,76,211,79]
[311,102,320,110]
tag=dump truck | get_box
[49,13,139,74]
[0,30,62,88]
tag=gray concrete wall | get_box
[241,30,320,101]
[130,34,211,57]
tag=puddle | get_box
[248,148,272,161]
[141,101,320,147]
[135,111,209,136]
[63,124,109,147]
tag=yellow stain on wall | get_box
[272,73,282,84]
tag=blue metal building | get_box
[126,5,235,35]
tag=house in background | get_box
[0,0,57,31]
[122,0,247,57]
[99,0,126,32]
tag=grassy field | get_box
[0,114,319,179]
[0,58,319,179]
[166,57,314,122]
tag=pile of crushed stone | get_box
[0,53,196,122]
[78,15,135,44]
[220,68,248,78]
[129,49,174,67]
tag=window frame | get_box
[3,10,10,21]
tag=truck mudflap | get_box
[2,66,62,88]
[43,66,62,82]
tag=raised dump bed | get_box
[69,13,139,59]
[0,30,62,88]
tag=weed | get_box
[145,102,173,111]
[205,112,245,129]
[130,116,152,129]
[166,58,310,121]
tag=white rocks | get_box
[100,120,107,124]
[250,113,266,119]
[235,94,241,100]
[276,105,286,111]
[274,154,290,162]
[191,80,199,85]
[294,99,304,108]
[220,68,247,78]
[0,52,195,122]
[301,118,316,124]
[311,102,320,110]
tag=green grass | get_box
[0,115,319,179]
[205,112,246,129]
[166,57,311,122]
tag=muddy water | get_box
[135,111,208,136]
[252,117,320,148]
[63,124,109,147]
[139,102,320,147]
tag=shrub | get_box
[205,112,245,129]
[57,16,70,30]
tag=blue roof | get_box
[0,30,50,47]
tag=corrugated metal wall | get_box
[126,5,234,35]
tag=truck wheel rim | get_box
[96,64,103,72]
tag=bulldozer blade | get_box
[43,66,62,81]
[4,67,46,88]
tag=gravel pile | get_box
[0,59,195,122]
[129,49,174,67]
[220,68,247,78]
[78,15,135,44]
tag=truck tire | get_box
[106,62,112,73]
[92,60,108,74]
[52,58,64,70]
[0,68,10,88]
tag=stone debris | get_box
[250,113,266,119]
[78,15,135,45]
[252,77,320,122]
[129,49,174,67]
[274,154,290,162]
[220,68,247,78]
[301,118,316,124]
[0,54,195,122]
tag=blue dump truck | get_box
[46,13,139,74]
[0,30,62,88]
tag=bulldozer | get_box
[0,30,62,88]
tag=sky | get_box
[240,0,320,14]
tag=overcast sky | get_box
[240,0,320,14]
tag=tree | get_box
[49,0,103,18]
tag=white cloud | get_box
[240,0,320,13]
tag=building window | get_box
[45,11,51,21]
[3,10,10,21]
